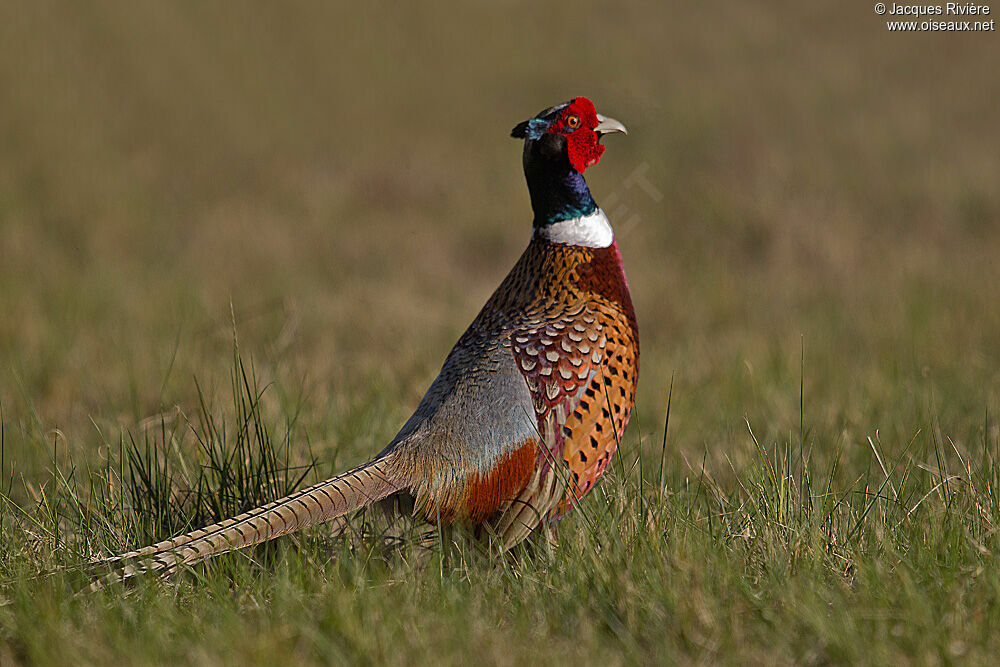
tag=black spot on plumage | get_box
[579,451,588,463]
[590,436,599,448]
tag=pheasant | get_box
[102,96,638,581]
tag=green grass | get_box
[2,0,1000,664]
[2,350,1000,664]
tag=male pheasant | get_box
[103,97,638,580]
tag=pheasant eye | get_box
[566,115,580,129]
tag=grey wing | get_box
[377,332,539,518]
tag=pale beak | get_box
[595,114,628,136]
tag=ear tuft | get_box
[512,118,550,141]
[510,120,530,139]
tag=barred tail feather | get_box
[96,455,403,585]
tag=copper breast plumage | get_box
[476,236,639,516]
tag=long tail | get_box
[95,455,403,585]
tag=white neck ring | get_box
[535,208,614,248]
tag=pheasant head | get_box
[511,96,627,174]
[511,97,627,228]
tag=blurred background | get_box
[1,1,998,483]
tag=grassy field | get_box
[2,1,1000,664]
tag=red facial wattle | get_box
[546,97,605,174]
[567,132,605,173]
